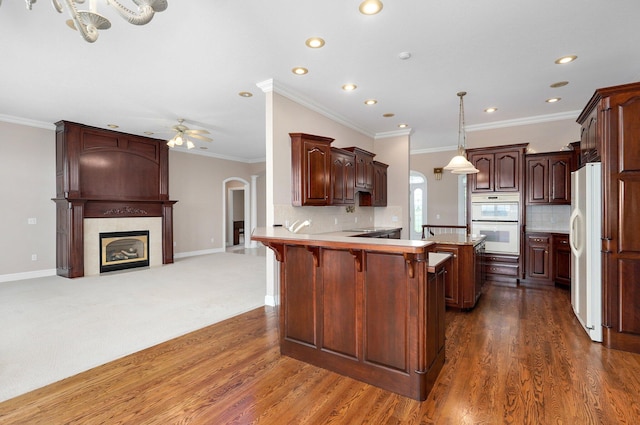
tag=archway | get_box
[222,177,251,249]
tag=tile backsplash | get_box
[526,204,571,232]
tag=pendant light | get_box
[444,91,479,174]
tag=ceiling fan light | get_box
[167,139,175,148]
[174,135,184,146]
[186,140,195,149]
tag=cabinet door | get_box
[549,154,572,204]
[435,245,460,308]
[290,133,333,206]
[553,235,571,286]
[580,109,599,164]
[495,150,520,191]
[330,149,355,205]
[469,153,494,192]
[526,157,548,204]
[526,235,550,281]
[372,162,388,206]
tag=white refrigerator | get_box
[569,162,602,342]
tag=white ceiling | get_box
[1,0,639,162]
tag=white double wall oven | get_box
[471,194,520,255]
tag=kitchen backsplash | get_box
[274,203,403,234]
[526,204,571,232]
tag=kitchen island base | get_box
[252,229,448,401]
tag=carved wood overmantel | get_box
[53,121,177,278]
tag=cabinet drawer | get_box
[485,254,518,264]
[528,236,550,244]
[485,264,519,276]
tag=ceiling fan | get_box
[167,119,212,149]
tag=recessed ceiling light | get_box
[398,123,408,128]
[342,83,357,91]
[292,67,308,75]
[144,131,154,135]
[554,55,577,64]
[364,99,377,105]
[484,107,498,113]
[305,37,325,48]
[239,91,253,97]
[398,52,412,60]
[546,97,561,103]
[550,81,569,88]
[107,124,119,129]
[359,0,383,15]
[383,113,395,118]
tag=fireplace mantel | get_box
[54,121,177,278]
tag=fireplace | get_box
[99,231,150,273]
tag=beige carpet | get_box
[0,251,266,402]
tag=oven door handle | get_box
[471,220,519,223]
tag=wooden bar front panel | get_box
[264,238,443,401]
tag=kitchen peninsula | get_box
[251,227,449,401]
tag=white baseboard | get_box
[0,269,57,283]
[264,295,277,307]
[174,248,226,259]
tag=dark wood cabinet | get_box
[359,161,388,207]
[484,253,520,285]
[526,234,551,281]
[526,152,574,205]
[329,148,356,205]
[467,144,528,193]
[553,234,571,287]
[430,240,485,310]
[344,147,375,191]
[290,133,333,206]
[578,82,640,354]
[579,107,600,164]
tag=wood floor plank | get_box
[1,283,640,424]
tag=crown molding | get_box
[466,110,581,132]
[0,114,55,130]
[375,128,412,139]
[410,145,458,155]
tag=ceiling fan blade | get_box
[189,134,213,142]
[185,129,210,135]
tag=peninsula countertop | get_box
[251,226,433,254]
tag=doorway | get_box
[222,178,250,249]
[409,171,427,240]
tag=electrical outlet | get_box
[31,254,37,261]
[211,238,215,243]
[355,216,358,223]
[27,218,37,225]
[334,217,338,225]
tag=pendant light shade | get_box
[444,91,479,174]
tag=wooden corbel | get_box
[349,249,365,272]
[306,246,321,267]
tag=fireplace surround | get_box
[53,121,177,278]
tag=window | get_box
[409,171,427,240]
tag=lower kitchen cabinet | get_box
[484,253,520,285]
[429,239,485,310]
[526,234,551,281]
[523,232,571,286]
[553,234,571,287]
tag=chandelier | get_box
[443,91,479,174]
[12,0,168,43]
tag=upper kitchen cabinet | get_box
[466,144,528,193]
[330,147,356,205]
[578,106,600,164]
[344,147,375,191]
[525,151,574,205]
[290,133,333,206]
[579,81,640,354]
[359,161,388,207]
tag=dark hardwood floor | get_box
[1,283,639,424]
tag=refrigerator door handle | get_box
[569,210,583,256]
